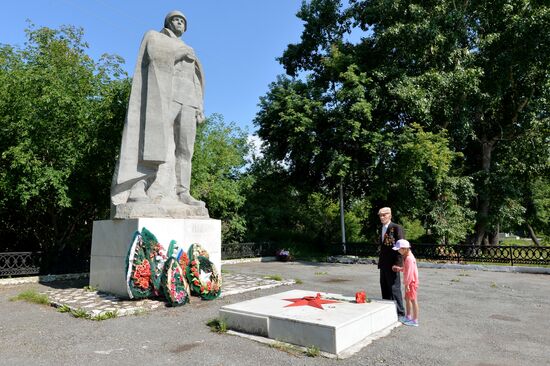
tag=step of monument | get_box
[220,289,399,357]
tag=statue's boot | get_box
[127,180,149,202]
[177,191,205,207]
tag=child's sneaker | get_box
[404,319,419,327]
[399,315,411,324]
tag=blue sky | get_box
[1,0,307,134]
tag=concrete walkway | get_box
[1,261,548,366]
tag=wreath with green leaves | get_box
[126,228,167,299]
[161,241,191,306]
[126,230,222,303]
[186,243,222,300]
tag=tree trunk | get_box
[489,222,499,246]
[473,139,495,246]
[526,223,541,246]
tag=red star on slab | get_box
[283,293,339,310]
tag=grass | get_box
[270,341,302,356]
[294,278,303,284]
[10,289,118,322]
[10,290,50,305]
[270,340,321,357]
[314,271,328,275]
[55,303,118,321]
[206,317,228,333]
[70,308,90,319]
[499,238,549,246]
[263,274,283,281]
[83,285,98,292]
[450,278,460,283]
[90,311,118,321]
[56,304,71,313]
[305,345,321,357]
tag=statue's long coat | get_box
[111,29,204,205]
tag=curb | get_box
[417,262,550,274]
[326,255,550,275]
[221,256,277,265]
[0,273,89,286]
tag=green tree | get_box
[530,176,550,243]
[242,157,306,243]
[243,153,369,250]
[0,24,129,271]
[392,125,475,244]
[192,114,252,243]
[255,0,550,244]
[349,0,550,244]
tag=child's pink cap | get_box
[392,239,410,250]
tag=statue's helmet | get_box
[164,10,187,32]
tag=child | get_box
[392,239,419,326]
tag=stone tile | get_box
[43,272,294,318]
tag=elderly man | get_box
[377,207,405,319]
[111,10,206,216]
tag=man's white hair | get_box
[378,207,392,215]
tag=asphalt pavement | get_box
[1,261,548,366]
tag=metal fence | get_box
[412,243,550,266]
[221,241,550,266]
[222,242,278,260]
[2,242,547,277]
[331,242,550,266]
[0,252,41,277]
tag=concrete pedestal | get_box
[90,218,221,299]
[220,289,398,356]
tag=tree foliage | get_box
[0,24,129,271]
[254,0,550,244]
[192,114,252,243]
[0,24,261,270]
[242,155,370,248]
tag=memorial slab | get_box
[219,289,398,356]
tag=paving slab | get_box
[44,272,295,317]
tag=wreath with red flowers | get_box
[161,241,191,306]
[186,243,222,300]
[126,228,167,299]
[126,230,221,303]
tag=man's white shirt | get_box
[381,222,390,242]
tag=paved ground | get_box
[1,261,549,365]
[43,272,295,317]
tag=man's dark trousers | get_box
[380,267,405,316]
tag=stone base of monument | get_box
[111,202,208,220]
[219,289,398,357]
[90,218,221,299]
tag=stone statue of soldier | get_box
[111,10,208,218]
